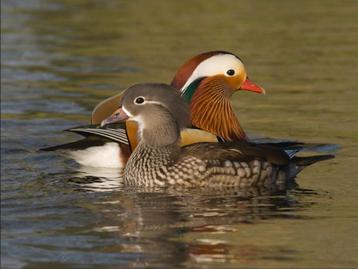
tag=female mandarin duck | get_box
[101,83,333,188]
[42,51,267,167]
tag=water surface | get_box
[2,0,358,268]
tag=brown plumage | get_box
[190,76,247,140]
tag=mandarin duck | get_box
[101,83,334,188]
[42,51,331,168]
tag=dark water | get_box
[2,0,358,268]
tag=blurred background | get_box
[1,0,358,268]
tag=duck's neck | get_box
[141,126,178,147]
[190,79,247,141]
[124,114,181,184]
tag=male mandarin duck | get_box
[42,51,332,168]
[42,51,267,167]
[101,83,334,188]
[91,51,264,141]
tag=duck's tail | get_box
[287,154,335,179]
[293,154,335,167]
[251,137,340,158]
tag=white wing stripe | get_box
[70,128,129,144]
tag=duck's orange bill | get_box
[240,78,266,94]
[101,107,129,127]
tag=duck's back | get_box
[177,142,290,188]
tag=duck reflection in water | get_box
[68,182,317,267]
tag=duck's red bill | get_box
[240,78,265,94]
[101,107,129,127]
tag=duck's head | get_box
[101,83,189,146]
[91,51,264,128]
[171,50,265,100]
[170,51,265,141]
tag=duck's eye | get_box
[226,69,235,76]
[134,96,145,105]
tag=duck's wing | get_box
[181,142,290,165]
[40,123,130,151]
[181,141,334,181]
[40,135,114,151]
[250,138,339,158]
[182,141,335,165]
[66,123,129,144]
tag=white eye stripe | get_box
[122,106,133,117]
[128,99,168,113]
[132,98,164,107]
[146,100,168,108]
[180,54,244,93]
[139,100,171,114]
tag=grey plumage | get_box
[103,83,334,189]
